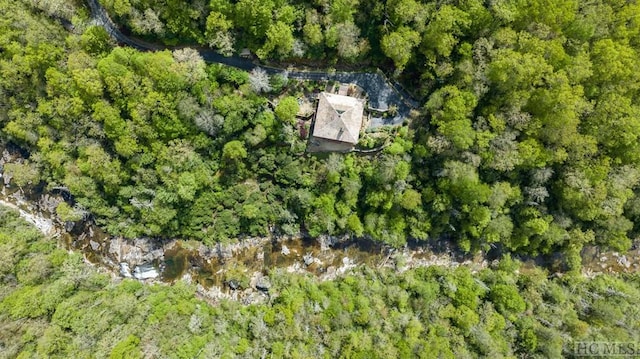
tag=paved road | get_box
[86,0,417,126]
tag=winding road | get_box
[85,0,418,127]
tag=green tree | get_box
[346,213,364,236]
[234,0,274,38]
[3,162,40,187]
[275,96,299,124]
[381,27,421,73]
[326,22,369,61]
[110,335,143,359]
[205,12,234,55]
[426,86,477,150]
[303,10,324,46]
[56,202,84,222]
[80,26,113,56]
[222,140,248,161]
[490,284,526,317]
[421,5,470,61]
[257,22,294,59]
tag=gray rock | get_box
[325,266,337,278]
[151,248,164,259]
[198,244,214,258]
[303,253,314,266]
[3,172,12,186]
[109,237,121,256]
[134,237,152,252]
[318,234,350,251]
[38,194,63,216]
[142,249,164,263]
[617,255,631,269]
[108,237,127,264]
[227,279,240,290]
[122,246,144,266]
[242,292,263,305]
[3,273,17,285]
[318,235,333,251]
[215,242,233,259]
[256,277,271,292]
[119,262,132,278]
[64,221,75,232]
[281,245,290,256]
[90,240,100,251]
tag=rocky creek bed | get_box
[1,146,639,306]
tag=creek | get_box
[1,146,639,305]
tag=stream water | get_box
[1,145,639,304]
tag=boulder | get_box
[38,194,62,215]
[3,172,12,186]
[303,253,314,266]
[227,279,240,290]
[255,277,271,292]
[617,255,631,269]
[134,237,153,253]
[3,273,17,285]
[318,234,350,251]
[109,237,122,260]
[215,243,233,259]
[142,248,164,263]
[119,262,132,278]
[90,240,100,251]
[64,221,75,232]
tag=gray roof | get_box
[313,92,364,144]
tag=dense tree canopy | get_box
[2,206,640,357]
[2,0,640,263]
[4,0,640,356]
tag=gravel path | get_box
[86,0,418,127]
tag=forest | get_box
[2,0,640,357]
[2,205,640,357]
[2,0,640,266]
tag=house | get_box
[309,92,365,152]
